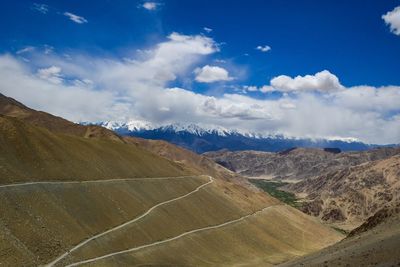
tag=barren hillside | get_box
[0,95,343,266]
[205,147,400,181]
[285,155,400,230]
[280,203,400,267]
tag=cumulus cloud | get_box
[256,45,271,52]
[382,6,400,35]
[63,12,88,24]
[270,70,344,92]
[142,2,159,10]
[195,65,233,83]
[0,54,120,122]
[203,27,213,33]
[1,33,400,144]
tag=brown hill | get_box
[0,93,122,142]
[125,137,257,189]
[279,203,400,267]
[285,155,400,230]
[204,147,400,181]
[0,115,191,184]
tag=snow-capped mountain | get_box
[98,120,246,137]
[85,120,376,153]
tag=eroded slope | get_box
[285,155,400,229]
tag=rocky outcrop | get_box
[204,147,400,181]
[285,155,400,229]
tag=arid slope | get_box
[205,147,400,181]
[279,204,400,267]
[285,155,400,229]
[126,137,257,189]
[0,115,191,183]
[0,93,121,141]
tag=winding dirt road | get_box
[0,175,202,189]
[45,175,213,267]
[65,205,279,267]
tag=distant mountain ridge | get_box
[204,147,400,181]
[87,120,384,153]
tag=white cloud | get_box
[63,12,88,24]
[259,85,274,93]
[382,6,400,35]
[16,46,35,55]
[243,85,274,93]
[32,3,49,14]
[1,33,400,144]
[37,66,63,84]
[44,45,54,55]
[142,2,158,10]
[270,70,344,92]
[256,45,271,52]
[195,65,233,83]
[203,27,213,33]
[0,54,119,122]
[243,86,258,92]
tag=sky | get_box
[0,0,399,144]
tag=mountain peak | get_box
[87,119,376,154]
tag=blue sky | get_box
[0,0,399,143]
[2,0,400,87]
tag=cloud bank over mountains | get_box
[1,32,399,144]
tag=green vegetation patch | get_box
[249,179,302,208]
[331,226,349,235]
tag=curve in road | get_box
[66,205,279,267]
[45,175,213,267]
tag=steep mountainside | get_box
[124,137,256,189]
[205,147,400,181]
[280,203,400,267]
[0,95,343,266]
[0,93,121,142]
[0,115,191,183]
[284,155,400,229]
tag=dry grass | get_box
[0,116,192,183]
[279,212,400,266]
[71,205,341,267]
[0,176,207,266]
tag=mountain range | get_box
[204,147,400,181]
[90,120,386,153]
[1,93,400,266]
[204,147,400,230]
[0,93,343,266]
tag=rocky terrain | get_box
[204,147,400,181]
[285,154,400,230]
[280,203,400,266]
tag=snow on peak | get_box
[99,120,155,132]
[84,119,362,143]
